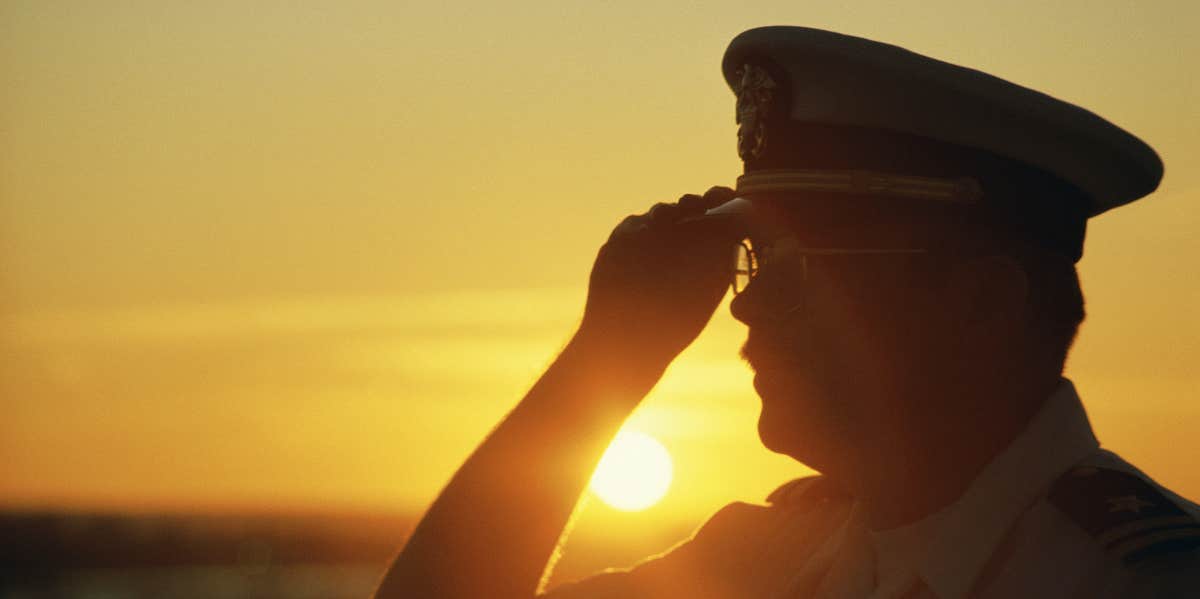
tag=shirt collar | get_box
[867,378,1099,599]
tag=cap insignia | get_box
[734,63,777,162]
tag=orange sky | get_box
[2,0,1199,527]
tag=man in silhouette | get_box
[377,26,1200,598]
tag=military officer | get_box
[376,26,1200,599]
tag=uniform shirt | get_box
[543,379,1200,598]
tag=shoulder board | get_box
[1049,465,1200,565]
[766,475,847,507]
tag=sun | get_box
[588,430,673,511]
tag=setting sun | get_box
[588,430,674,511]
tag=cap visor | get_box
[674,196,756,238]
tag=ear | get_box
[960,254,1030,326]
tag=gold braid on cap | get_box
[735,169,983,204]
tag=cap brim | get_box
[674,197,753,239]
[703,196,754,218]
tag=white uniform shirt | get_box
[544,379,1200,598]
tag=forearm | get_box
[374,332,664,599]
[376,186,737,598]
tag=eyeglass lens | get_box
[733,239,757,295]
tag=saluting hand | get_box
[577,186,740,375]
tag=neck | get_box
[844,365,1063,530]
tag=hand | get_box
[577,186,740,374]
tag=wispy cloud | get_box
[0,287,771,512]
[3,287,586,346]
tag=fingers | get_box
[646,186,739,224]
[701,186,736,209]
[677,194,706,214]
[614,214,646,235]
[647,202,680,225]
[609,186,739,244]
[677,186,734,216]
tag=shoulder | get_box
[692,473,849,531]
[765,474,851,508]
[686,474,850,549]
[542,475,852,598]
[1045,450,1200,587]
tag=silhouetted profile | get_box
[376,26,1199,598]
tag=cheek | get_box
[805,284,885,370]
[799,281,924,403]
[755,368,879,456]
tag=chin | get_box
[753,370,858,467]
[757,412,798,456]
[753,372,812,457]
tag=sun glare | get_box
[588,430,673,511]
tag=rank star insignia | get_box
[734,63,778,161]
[1107,495,1155,514]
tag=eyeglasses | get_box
[732,237,930,295]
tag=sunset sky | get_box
[2,0,1199,533]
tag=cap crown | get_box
[722,26,1163,217]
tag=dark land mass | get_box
[0,509,695,598]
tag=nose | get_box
[730,267,806,327]
[730,277,776,327]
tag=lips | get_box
[752,366,799,402]
[749,359,800,378]
[746,348,804,402]
[741,331,801,373]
